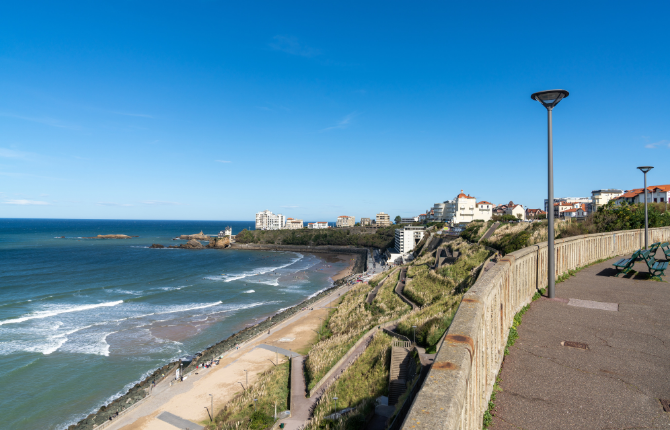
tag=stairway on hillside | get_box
[388,344,413,406]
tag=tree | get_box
[394,215,402,224]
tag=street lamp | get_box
[333,396,338,413]
[637,166,654,250]
[254,398,258,412]
[531,89,570,299]
[412,326,417,345]
[209,394,214,423]
[244,369,248,389]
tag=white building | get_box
[336,216,355,228]
[360,217,372,226]
[400,217,419,224]
[284,218,304,229]
[307,222,329,229]
[505,203,526,220]
[430,203,446,221]
[418,213,427,222]
[395,226,425,254]
[255,210,285,230]
[616,185,670,205]
[444,190,478,224]
[591,189,623,211]
[544,197,591,213]
[475,201,493,222]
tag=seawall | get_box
[403,226,670,430]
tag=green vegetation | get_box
[207,361,290,430]
[235,225,404,250]
[305,270,409,392]
[394,215,402,224]
[460,220,490,242]
[437,239,491,289]
[307,332,394,430]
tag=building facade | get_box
[376,212,391,227]
[444,191,477,224]
[475,201,493,222]
[284,218,304,229]
[307,222,329,229]
[395,226,425,254]
[360,217,372,226]
[544,197,591,212]
[525,209,546,219]
[401,217,419,224]
[505,202,526,220]
[615,185,670,205]
[591,189,623,211]
[255,210,285,230]
[336,216,355,228]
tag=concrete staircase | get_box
[388,343,412,406]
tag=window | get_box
[654,198,658,203]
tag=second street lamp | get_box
[531,89,570,299]
[637,166,654,250]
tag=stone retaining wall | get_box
[403,226,670,430]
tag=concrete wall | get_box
[402,226,670,430]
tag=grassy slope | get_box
[207,361,290,430]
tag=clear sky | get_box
[1,1,668,221]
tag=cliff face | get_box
[206,236,230,248]
[179,230,210,240]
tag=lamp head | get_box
[637,166,654,173]
[531,89,569,110]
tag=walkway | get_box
[157,412,203,430]
[479,221,499,243]
[491,254,670,429]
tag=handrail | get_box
[403,226,670,430]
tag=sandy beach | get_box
[103,254,357,430]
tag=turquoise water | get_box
[0,219,345,429]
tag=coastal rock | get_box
[179,230,210,241]
[149,244,165,249]
[206,236,231,249]
[180,239,205,249]
[83,234,138,239]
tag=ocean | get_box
[0,219,347,430]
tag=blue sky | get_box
[1,1,668,221]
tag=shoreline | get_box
[68,250,363,430]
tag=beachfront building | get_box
[360,217,372,226]
[255,210,285,230]
[401,217,418,224]
[591,189,624,211]
[395,226,426,254]
[444,190,477,224]
[284,218,304,229]
[505,202,526,220]
[430,202,446,221]
[307,222,329,229]
[475,201,493,222]
[376,212,391,227]
[336,216,355,228]
[615,185,670,206]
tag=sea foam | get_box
[0,301,124,326]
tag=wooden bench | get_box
[612,250,642,277]
[640,249,668,278]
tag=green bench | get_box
[612,250,642,277]
[640,249,668,278]
[649,242,662,254]
[661,242,670,260]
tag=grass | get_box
[305,271,411,392]
[306,332,393,430]
[207,360,290,430]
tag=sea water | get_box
[0,219,346,429]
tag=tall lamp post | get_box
[531,89,570,299]
[209,394,214,423]
[412,325,417,345]
[637,166,654,249]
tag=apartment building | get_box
[395,226,425,254]
[307,222,329,229]
[376,212,391,227]
[401,217,418,224]
[418,214,427,222]
[284,218,304,229]
[444,191,478,224]
[360,217,372,226]
[430,203,446,221]
[475,201,493,222]
[336,216,355,228]
[591,189,623,211]
[255,210,285,230]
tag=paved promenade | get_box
[492,255,670,429]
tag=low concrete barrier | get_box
[403,226,670,430]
